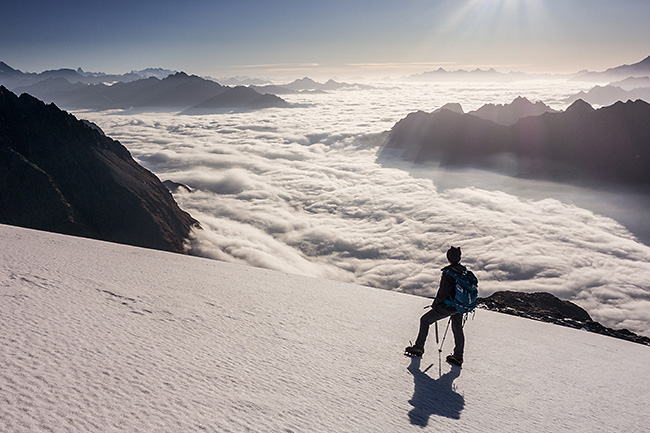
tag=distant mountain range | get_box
[7,70,288,113]
[563,58,650,106]
[0,61,176,88]
[0,62,375,113]
[0,86,198,252]
[251,77,373,94]
[379,97,650,188]
[407,55,650,82]
[573,55,650,81]
[565,85,650,106]
[407,67,556,82]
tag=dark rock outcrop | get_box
[0,86,199,253]
[480,291,650,346]
[379,99,650,188]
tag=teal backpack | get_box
[442,268,479,314]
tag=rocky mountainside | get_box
[379,99,650,188]
[480,291,650,346]
[0,86,198,252]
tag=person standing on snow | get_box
[405,246,466,366]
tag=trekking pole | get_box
[437,317,451,378]
[438,317,451,354]
[435,321,439,345]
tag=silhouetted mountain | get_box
[0,61,176,89]
[253,77,372,94]
[0,62,34,88]
[13,77,88,105]
[609,76,650,91]
[128,68,177,80]
[406,68,551,82]
[433,103,464,114]
[379,99,650,187]
[134,72,227,108]
[469,96,558,126]
[216,76,271,86]
[320,79,372,91]
[603,55,650,76]
[574,55,650,81]
[480,291,650,346]
[14,72,288,113]
[285,77,321,91]
[181,86,289,115]
[565,85,650,106]
[250,84,299,95]
[0,86,199,253]
[0,61,22,76]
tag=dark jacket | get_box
[433,263,467,306]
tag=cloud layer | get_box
[77,80,650,336]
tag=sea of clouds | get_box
[77,80,650,336]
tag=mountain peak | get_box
[434,102,464,114]
[168,71,190,79]
[0,61,20,74]
[565,98,594,113]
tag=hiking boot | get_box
[446,354,463,366]
[405,345,424,357]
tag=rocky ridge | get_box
[479,291,650,346]
[0,86,199,252]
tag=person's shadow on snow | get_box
[407,357,464,426]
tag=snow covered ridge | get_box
[2,223,649,432]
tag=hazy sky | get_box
[2,0,650,78]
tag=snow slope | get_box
[1,223,648,432]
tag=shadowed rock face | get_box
[0,86,199,253]
[380,99,650,188]
[480,291,592,322]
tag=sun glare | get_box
[448,0,545,28]
[424,0,548,70]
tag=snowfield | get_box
[1,223,648,432]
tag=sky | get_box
[2,0,650,79]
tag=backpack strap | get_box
[441,268,459,308]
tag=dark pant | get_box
[414,304,465,360]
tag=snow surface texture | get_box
[1,223,648,432]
